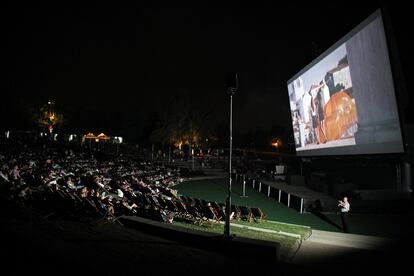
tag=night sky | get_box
[2,3,412,143]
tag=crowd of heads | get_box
[1,139,266,226]
[0,139,184,222]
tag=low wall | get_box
[119,216,280,262]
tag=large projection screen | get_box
[287,10,404,156]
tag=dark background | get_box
[1,3,412,146]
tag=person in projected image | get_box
[309,93,319,144]
[315,88,327,143]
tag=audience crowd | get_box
[0,139,186,223]
[1,139,265,225]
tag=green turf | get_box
[172,220,299,261]
[175,178,340,231]
[175,178,411,237]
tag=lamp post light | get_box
[192,147,195,170]
[224,73,237,238]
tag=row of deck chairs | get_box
[138,194,216,226]
[26,184,266,227]
[147,196,266,224]
[28,187,131,224]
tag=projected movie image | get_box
[287,11,404,156]
[289,45,357,151]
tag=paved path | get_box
[290,229,392,265]
[287,229,414,274]
[302,229,392,249]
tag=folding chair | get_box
[211,201,226,220]
[186,204,206,225]
[239,205,254,222]
[250,207,266,223]
[200,204,222,226]
[231,205,241,220]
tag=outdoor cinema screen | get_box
[287,10,404,156]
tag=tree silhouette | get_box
[35,100,63,133]
[150,91,212,150]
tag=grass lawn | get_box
[172,178,318,260]
[175,178,412,238]
[175,178,340,230]
[171,219,307,261]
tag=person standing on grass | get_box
[338,196,350,233]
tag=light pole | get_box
[192,147,195,170]
[224,73,237,238]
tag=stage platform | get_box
[236,172,339,213]
[263,180,339,212]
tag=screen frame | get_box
[286,9,406,157]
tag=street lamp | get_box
[224,72,238,238]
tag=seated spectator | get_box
[66,176,76,190]
[121,199,138,214]
[79,186,88,198]
[11,165,21,180]
[160,208,174,223]
[116,188,124,199]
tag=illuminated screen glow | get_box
[287,10,404,156]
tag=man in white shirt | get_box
[338,196,350,233]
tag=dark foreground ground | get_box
[1,196,413,276]
[0,196,291,275]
